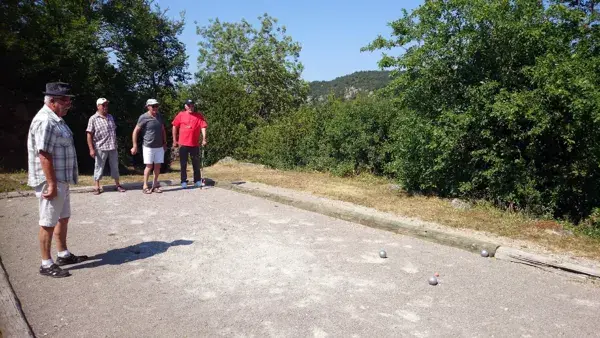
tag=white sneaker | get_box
[194,181,203,188]
[181,182,188,189]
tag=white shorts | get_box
[35,182,71,227]
[142,146,164,164]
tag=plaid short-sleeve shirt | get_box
[86,112,117,151]
[27,105,79,187]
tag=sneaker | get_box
[181,182,188,189]
[56,253,89,266]
[39,264,71,278]
[194,181,202,188]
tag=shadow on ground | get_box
[68,240,193,270]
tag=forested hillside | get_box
[308,70,392,100]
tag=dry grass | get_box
[3,161,600,260]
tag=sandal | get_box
[116,185,126,192]
[143,187,152,194]
[152,186,163,193]
[93,188,102,195]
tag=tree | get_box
[196,13,308,119]
[363,0,600,221]
[191,73,260,164]
[0,0,188,171]
[559,0,598,16]
[101,0,189,99]
[0,0,111,169]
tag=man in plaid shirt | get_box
[27,82,88,278]
[86,97,126,194]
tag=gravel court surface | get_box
[1,186,599,337]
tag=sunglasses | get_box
[150,104,159,108]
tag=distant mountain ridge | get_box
[308,70,392,101]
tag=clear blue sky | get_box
[155,0,423,82]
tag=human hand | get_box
[42,184,57,200]
[201,138,207,146]
[89,149,95,158]
[130,146,137,155]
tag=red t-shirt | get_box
[172,111,208,147]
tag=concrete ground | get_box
[0,185,599,337]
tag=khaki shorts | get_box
[35,182,71,227]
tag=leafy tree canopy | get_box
[1,0,188,170]
[362,0,600,221]
[196,13,308,119]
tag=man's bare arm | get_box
[86,132,95,157]
[132,125,140,144]
[39,150,57,199]
[131,125,141,155]
[172,126,179,146]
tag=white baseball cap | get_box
[96,98,108,105]
[146,98,159,106]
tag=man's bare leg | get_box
[53,217,89,266]
[39,226,54,260]
[152,163,161,188]
[53,217,69,252]
[39,224,70,277]
[143,164,153,189]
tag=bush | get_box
[192,74,260,166]
[247,95,397,176]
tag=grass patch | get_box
[0,170,29,193]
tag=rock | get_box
[561,229,574,236]
[217,156,237,165]
[389,184,402,191]
[544,229,574,237]
[344,86,361,100]
[451,198,471,210]
[544,229,561,236]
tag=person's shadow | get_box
[68,240,193,270]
